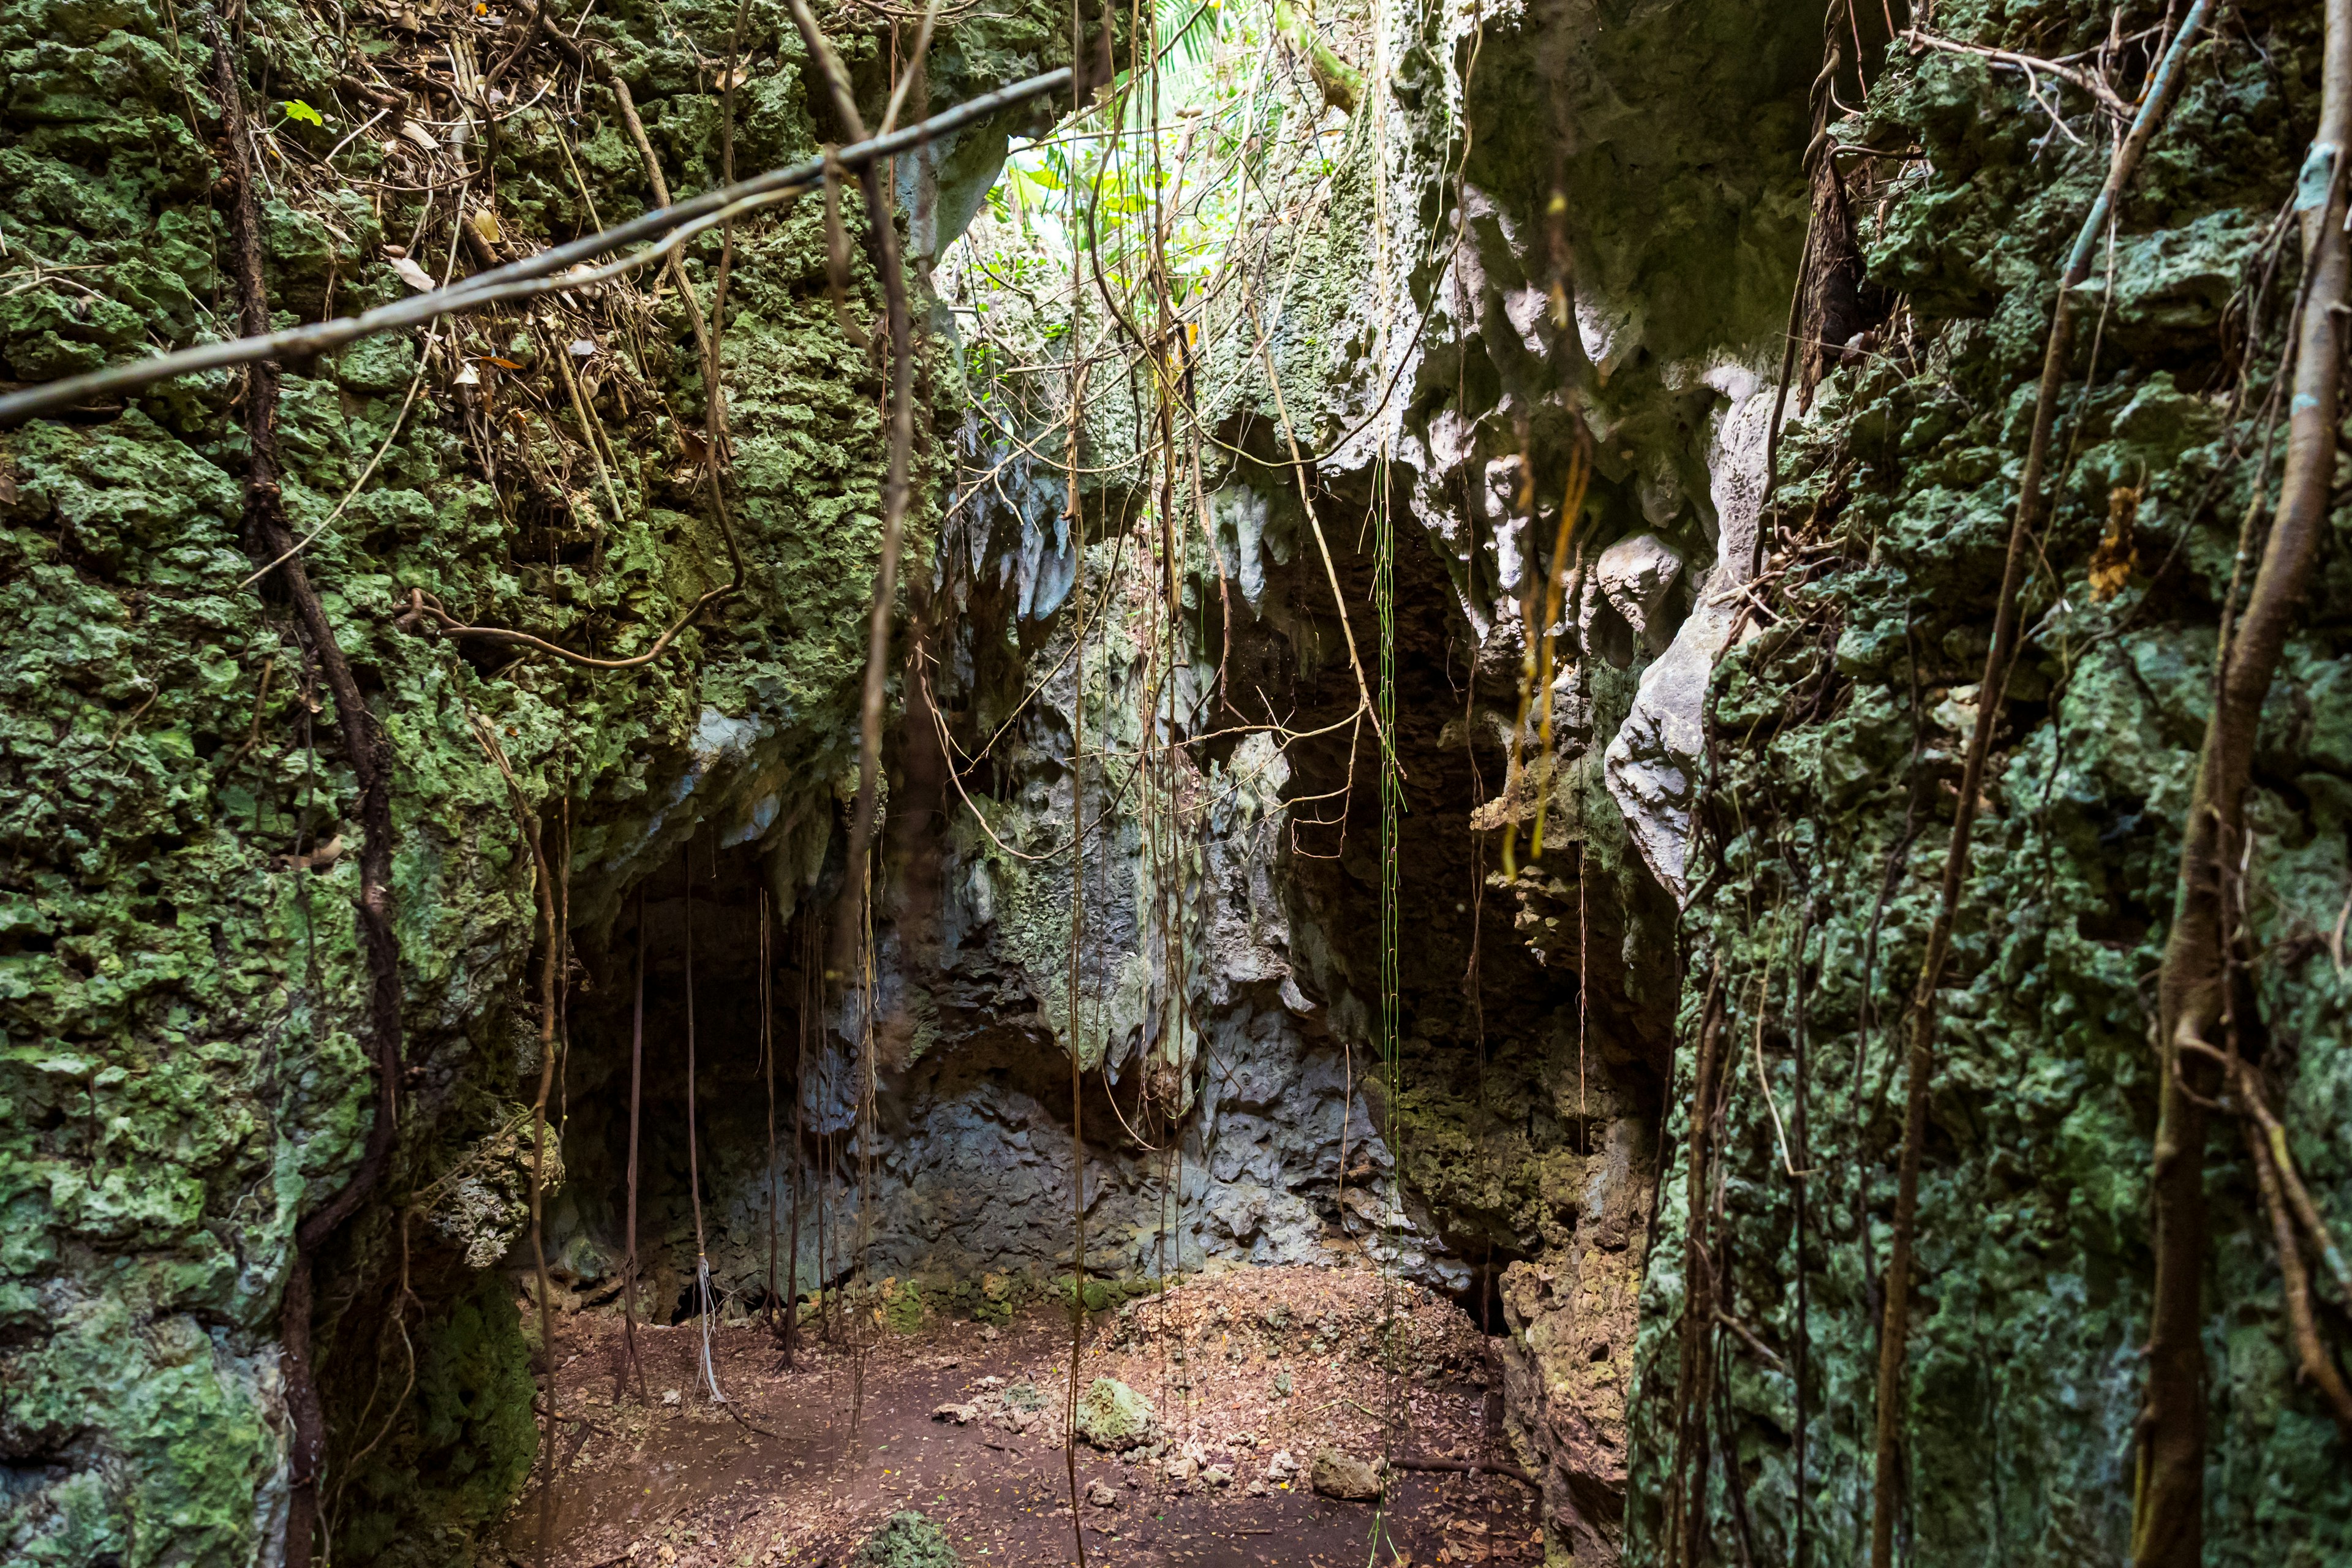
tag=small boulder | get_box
[1085,1480,1120,1509]
[931,1402,979,1425]
[1266,1449,1300,1483]
[1202,1466,1232,1488]
[1073,1377,1156,1449]
[1165,1455,1199,1485]
[1590,530,1686,662]
[1310,1448,1385,1502]
[848,1510,959,1567]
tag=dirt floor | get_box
[502,1262,1543,1567]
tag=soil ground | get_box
[500,1262,1541,1567]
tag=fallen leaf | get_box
[389,254,437,292]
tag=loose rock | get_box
[1310,1447,1385,1501]
[1072,1376,1156,1449]
[848,1509,960,1567]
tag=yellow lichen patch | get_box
[2088,483,2141,603]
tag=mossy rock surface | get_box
[880,1278,927,1335]
[849,1510,959,1568]
[1072,1376,1155,1449]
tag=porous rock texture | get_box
[7,0,2351,1566]
[0,0,1065,1560]
[1627,4,2352,1565]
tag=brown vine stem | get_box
[205,24,405,1568]
[1668,966,1725,1568]
[782,923,810,1371]
[620,889,648,1400]
[761,884,778,1333]
[708,0,752,473]
[2180,1039,2352,1430]
[778,0,920,981]
[1254,336,1393,777]
[1061,289,1092,1568]
[2245,1119,2352,1438]
[1868,7,2217,1566]
[2137,4,2346,1559]
[468,714,563,1568]
[2179,1041,2352,1308]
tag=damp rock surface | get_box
[848,1512,959,1568]
[1071,1377,1154,1449]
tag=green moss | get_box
[334,1272,537,1568]
[0,0,1059,1558]
[848,1510,959,1568]
[1071,1376,1154,1449]
[880,1276,928,1335]
[1626,6,2352,1563]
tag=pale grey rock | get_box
[1593,532,1685,655]
[1604,364,1773,903]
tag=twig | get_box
[779,0,918,978]
[1255,336,1394,777]
[1714,1309,1786,1373]
[1901,28,2134,121]
[551,330,628,540]
[393,581,736,670]
[240,195,466,589]
[0,70,1073,427]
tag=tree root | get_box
[207,21,405,1567]
[1389,1455,1540,1487]
[2138,4,2350,1559]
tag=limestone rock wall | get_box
[1627,3,2352,1564]
[0,0,1063,1561]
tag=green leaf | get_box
[282,100,325,127]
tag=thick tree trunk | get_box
[2135,8,2351,1559]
